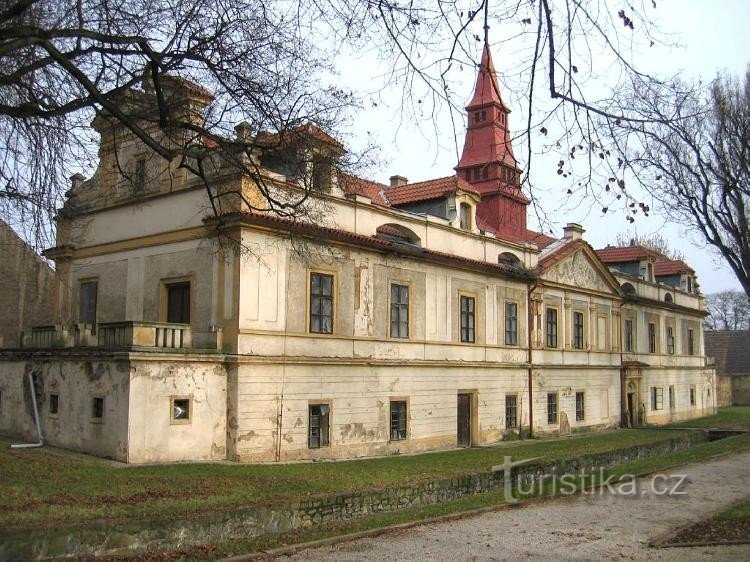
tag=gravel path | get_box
[281,451,750,561]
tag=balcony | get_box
[18,322,211,351]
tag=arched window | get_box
[459,203,472,230]
[621,282,636,295]
[376,224,421,246]
[664,292,673,303]
[498,252,522,266]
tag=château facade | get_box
[0,45,715,463]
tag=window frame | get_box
[666,325,675,355]
[459,202,472,230]
[690,386,696,406]
[687,328,695,355]
[546,307,558,348]
[308,271,335,335]
[504,301,518,346]
[91,396,105,422]
[505,394,518,429]
[459,294,476,343]
[651,387,664,411]
[668,385,675,410]
[573,311,584,350]
[49,393,59,416]
[389,283,410,339]
[308,402,331,449]
[389,400,408,441]
[648,322,656,353]
[170,396,192,425]
[160,277,193,324]
[547,392,558,425]
[624,318,633,352]
[79,279,98,327]
[575,391,585,422]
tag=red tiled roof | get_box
[337,172,389,205]
[595,245,663,263]
[255,123,344,150]
[385,175,480,206]
[654,260,694,276]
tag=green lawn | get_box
[0,429,685,530]
[718,497,750,521]
[667,406,750,430]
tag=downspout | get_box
[527,279,538,439]
[11,372,44,449]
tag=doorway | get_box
[457,393,472,447]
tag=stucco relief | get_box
[543,251,611,293]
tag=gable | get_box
[541,248,618,295]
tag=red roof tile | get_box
[384,176,480,206]
[255,123,344,150]
[476,216,556,249]
[654,260,694,276]
[337,172,389,205]
[595,245,663,263]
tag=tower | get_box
[455,43,529,240]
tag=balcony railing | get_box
[19,322,206,351]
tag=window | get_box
[546,308,558,348]
[575,392,585,422]
[482,166,489,180]
[687,329,695,355]
[310,273,334,334]
[308,404,330,448]
[134,157,146,191]
[481,110,486,121]
[92,397,104,420]
[648,322,656,353]
[79,280,98,326]
[390,401,407,440]
[573,312,584,349]
[651,387,663,411]
[390,284,409,338]
[690,386,696,406]
[459,203,471,230]
[668,385,675,409]
[460,295,475,343]
[504,302,518,346]
[664,292,673,303]
[687,276,693,293]
[171,397,191,423]
[505,395,518,428]
[49,393,59,415]
[166,281,190,324]
[312,155,332,193]
[667,326,675,354]
[624,319,633,352]
[547,393,558,424]
[474,111,480,123]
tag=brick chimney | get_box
[563,222,585,240]
[389,175,408,188]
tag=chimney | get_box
[389,175,408,188]
[563,222,585,240]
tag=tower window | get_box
[474,111,480,122]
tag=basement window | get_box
[171,397,191,424]
[49,393,59,415]
[308,403,330,449]
[390,400,407,441]
[92,397,104,420]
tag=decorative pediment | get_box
[541,247,619,294]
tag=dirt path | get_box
[281,451,750,561]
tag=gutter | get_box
[526,279,538,438]
[11,372,44,449]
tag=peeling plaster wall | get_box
[232,362,530,463]
[640,367,717,424]
[127,357,227,463]
[0,357,130,460]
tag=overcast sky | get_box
[334,0,749,295]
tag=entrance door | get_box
[626,392,635,427]
[457,393,472,447]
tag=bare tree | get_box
[705,291,750,331]
[610,69,750,298]
[0,0,697,249]
[613,232,685,261]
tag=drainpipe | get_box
[527,279,538,438]
[11,372,44,449]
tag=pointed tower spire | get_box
[455,42,529,240]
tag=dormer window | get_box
[687,276,693,293]
[459,203,472,230]
[312,155,332,193]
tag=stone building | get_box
[0,220,55,348]
[0,44,715,463]
[705,330,750,406]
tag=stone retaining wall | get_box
[0,432,706,560]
